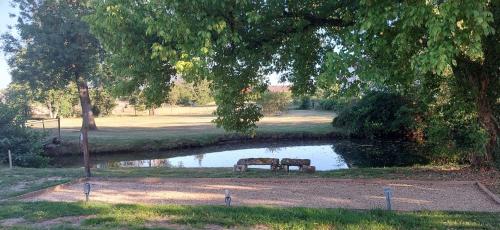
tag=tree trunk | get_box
[76,76,94,178]
[475,76,499,166]
[47,101,54,118]
[77,79,97,130]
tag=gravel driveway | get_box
[23,178,500,212]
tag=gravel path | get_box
[23,178,500,212]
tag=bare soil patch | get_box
[23,178,500,212]
[34,215,96,228]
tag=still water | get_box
[52,140,428,171]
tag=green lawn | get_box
[0,167,83,200]
[0,201,498,229]
[50,109,343,154]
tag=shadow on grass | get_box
[0,201,497,229]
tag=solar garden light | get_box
[383,187,393,211]
[224,189,231,207]
[83,182,91,202]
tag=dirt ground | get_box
[23,178,500,212]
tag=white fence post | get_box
[8,149,12,169]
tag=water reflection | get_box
[94,145,348,170]
[333,140,427,167]
[55,140,428,170]
[194,154,204,167]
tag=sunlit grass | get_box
[52,108,339,154]
[0,201,497,229]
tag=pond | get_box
[52,139,429,170]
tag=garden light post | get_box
[225,189,231,207]
[384,187,393,210]
[83,182,91,202]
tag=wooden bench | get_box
[234,158,280,172]
[280,158,311,172]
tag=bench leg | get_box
[233,164,248,172]
[271,164,277,171]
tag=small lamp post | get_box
[383,187,393,210]
[224,189,231,207]
[84,182,91,202]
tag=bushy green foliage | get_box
[3,84,33,118]
[257,91,291,115]
[316,97,357,111]
[295,96,312,110]
[423,85,491,164]
[332,92,418,139]
[91,89,117,117]
[4,0,103,129]
[0,103,48,167]
[127,93,147,115]
[317,98,337,111]
[87,1,498,165]
[39,84,80,118]
[167,80,214,106]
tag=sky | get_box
[0,1,17,90]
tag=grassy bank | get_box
[0,201,498,229]
[0,167,83,200]
[2,166,499,200]
[48,108,342,155]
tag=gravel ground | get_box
[23,178,500,212]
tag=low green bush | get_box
[91,89,117,117]
[332,91,418,139]
[0,103,48,167]
[317,98,337,110]
[295,96,311,110]
[257,91,292,115]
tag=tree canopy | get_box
[2,0,495,166]
[2,0,102,130]
[86,0,498,165]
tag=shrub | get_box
[257,91,292,115]
[296,96,311,110]
[91,89,117,117]
[0,103,48,167]
[168,80,214,106]
[332,91,419,139]
[317,98,336,110]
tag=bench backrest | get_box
[237,158,279,165]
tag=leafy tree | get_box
[86,1,173,111]
[91,88,117,117]
[3,83,33,119]
[88,1,498,165]
[257,91,291,115]
[34,85,80,118]
[322,1,499,165]
[128,93,147,116]
[167,79,214,106]
[2,0,101,130]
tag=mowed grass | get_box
[52,106,339,154]
[0,167,83,200]
[0,201,498,229]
